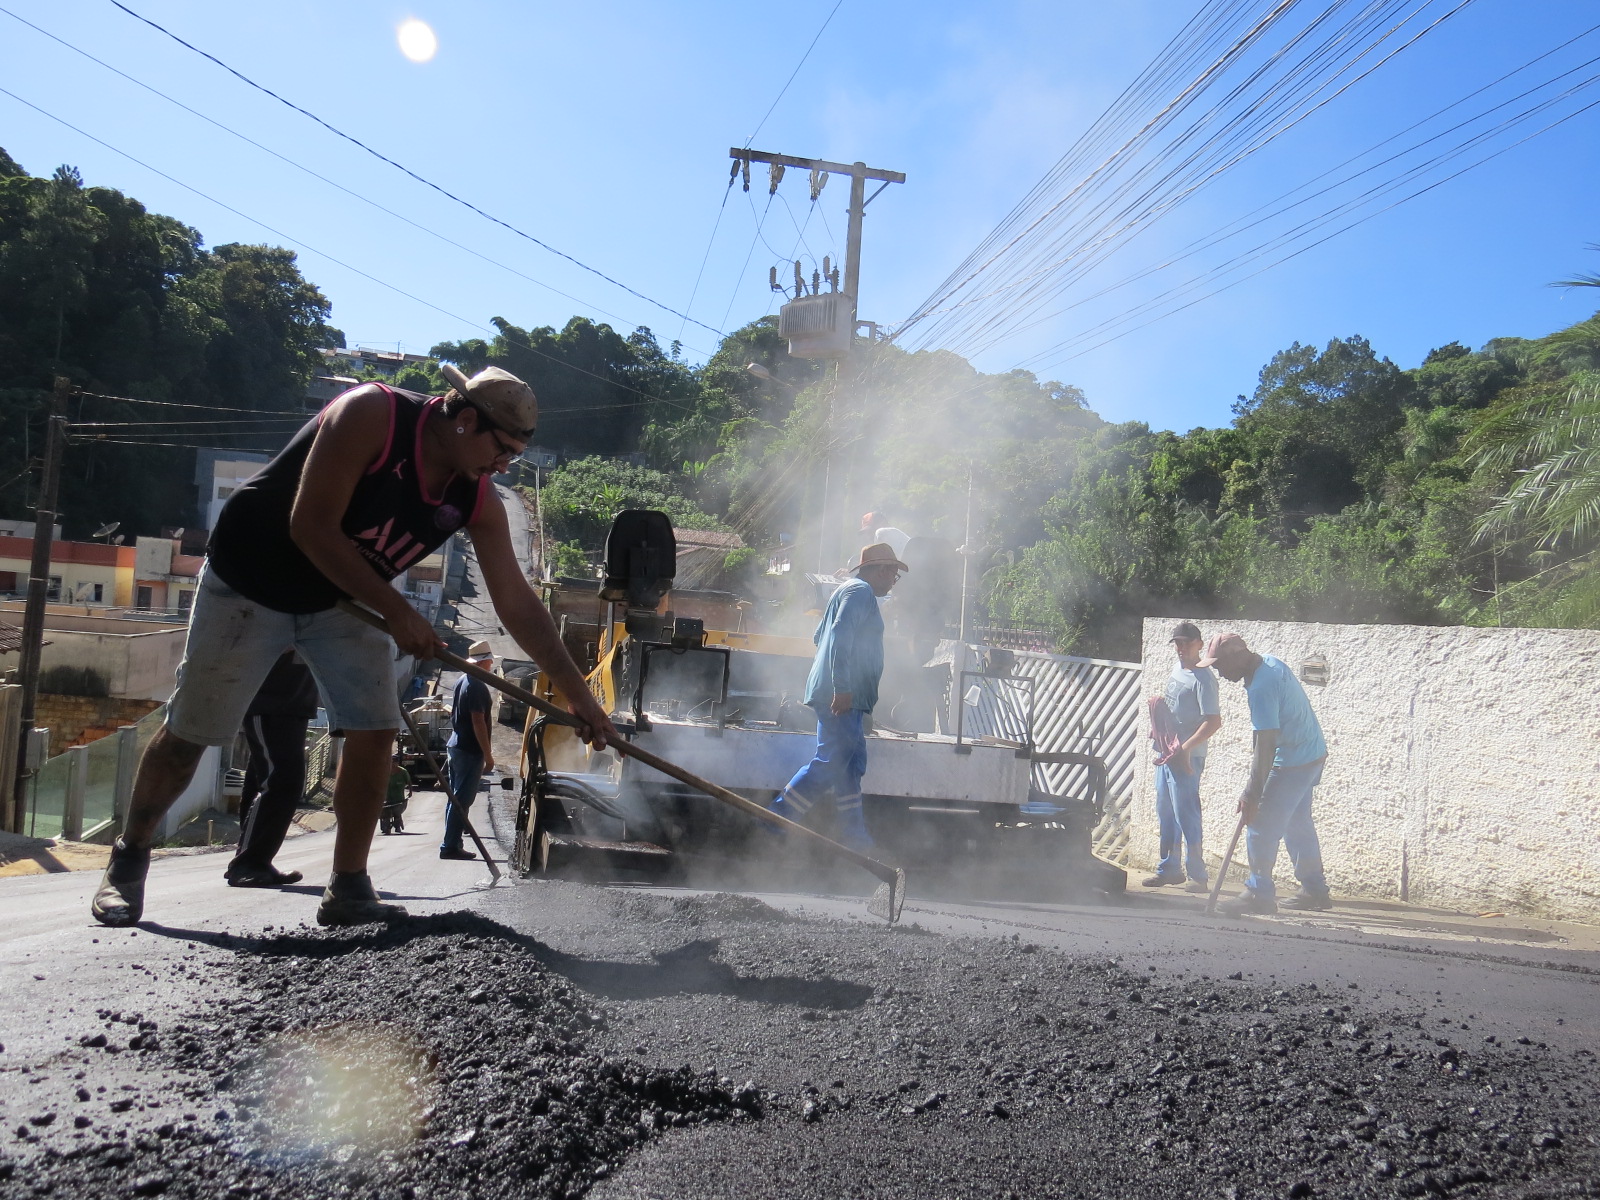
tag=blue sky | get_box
[2,0,1597,432]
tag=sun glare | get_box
[397,19,438,63]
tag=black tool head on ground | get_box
[867,868,907,924]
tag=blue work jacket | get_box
[803,577,884,713]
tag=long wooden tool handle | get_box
[610,737,897,884]
[1206,810,1248,915]
[396,703,501,882]
[338,599,900,887]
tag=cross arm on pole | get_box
[729,148,905,184]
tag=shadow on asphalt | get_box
[135,912,874,1011]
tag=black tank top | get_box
[208,385,487,614]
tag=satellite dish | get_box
[112,534,125,545]
[92,521,120,538]
[171,528,185,539]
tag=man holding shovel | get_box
[1199,632,1331,916]
[91,365,615,929]
[769,542,907,852]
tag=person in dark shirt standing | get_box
[225,650,321,887]
[440,641,495,861]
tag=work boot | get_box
[316,871,407,926]
[225,864,304,888]
[91,839,151,927]
[1282,888,1333,911]
[1218,889,1278,917]
[1183,879,1210,894]
[438,847,476,861]
[1141,873,1182,888]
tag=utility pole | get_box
[728,150,904,572]
[728,148,905,339]
[11,378,68,832]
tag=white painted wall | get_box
[1130,618,1600,923]
[34,626,187,701]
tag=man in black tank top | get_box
[91,365,618,928]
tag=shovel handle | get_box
[1206,810,1248,915]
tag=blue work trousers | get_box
[441,745,486,853]
[770,707,873,851]
[1244,759,1327,901]
[1154,758,1207,884]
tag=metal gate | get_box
[953,649,1143,862]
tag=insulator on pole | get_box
[793,260,805,296]
[728,159,741,183]
[741,159,750,192]
[769,265,780,292]
[830,268,841,291]
[822,255,831,278]
[811,269,821,295]
[809,168,827,201]
[768,163,785,194]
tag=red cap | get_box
[1197,631,1246,668]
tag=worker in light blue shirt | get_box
[770,542,908,851]
[1200,631,1331,916]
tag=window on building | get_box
[178,590,194,612]
[91,583,104,603]
[0,571,16,593]
[136,585,153,609]
[46,576,61,601]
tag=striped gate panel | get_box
[957,650,1143,861]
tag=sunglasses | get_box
[485,427,526,464]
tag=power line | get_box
[105,0,726,340]
[1023,89,1600,373]
[719,193,778,333]
[76,391,309,416]
[676,171,739,348]
[0,85,696,417]
[0,4,715,359]
[678,0,848,337]
[998,31,1600,367]
[896,0,1480,357]
[741,0,848,149]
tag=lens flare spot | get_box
[397,19,438,63]
[244,1024,437,1160]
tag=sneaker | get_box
[1141,874,1183,888]
[1282,889,1333,911]
[438,847,476,861]
[1218,890,1278,917]
[316,872,407,926]
[225,864,304,888]
[1183,879,1210,894]
[91,839,150,927]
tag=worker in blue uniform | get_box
[769,542,908,851]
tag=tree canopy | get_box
[0,150,339,536]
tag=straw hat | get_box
[466,639,495,662]
[847,542,909,576]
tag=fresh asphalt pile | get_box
[4,886,1598,1200]
[2,912,759,1200]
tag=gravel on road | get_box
[4,882,1597,1200]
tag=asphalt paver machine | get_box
[512,511,1127,898]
